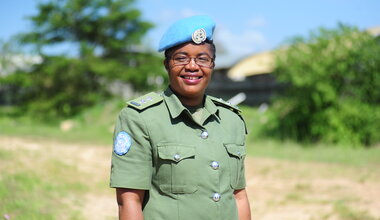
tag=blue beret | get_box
[158,15,216,52]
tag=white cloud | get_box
[156,8,201,23]
[214,25,268,66]
[157,9,176,23]
[179,8,198,18]
[246,15,266,28]
[212,15,269,67]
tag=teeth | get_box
[182,76,201,80]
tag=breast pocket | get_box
[157,143,198,194]
[224,143,246,189]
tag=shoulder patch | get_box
[209,96,241,113]
[127,92,163,110]
[114,131,132,156]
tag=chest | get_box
[147,109,243,158]
[143,108,246,195]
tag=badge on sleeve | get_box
[114,131,132,156]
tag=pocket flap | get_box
[224,143,246,158]
[157,144,195,162]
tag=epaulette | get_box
[127,92,163,110]
[209,96,241,113]
[210,96,247,134]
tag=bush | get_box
[268,24,380,146]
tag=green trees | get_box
[269,24,380,146]
[1,0,166,118]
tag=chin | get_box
[183,90,206,99]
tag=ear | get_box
[163,59,169,71]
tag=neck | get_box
[179,95,204,107]
[170,87,205,107]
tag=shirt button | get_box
[210,161,219,170]
[212,193,221,202]
[173,154,181,162]
[200,130,209,139]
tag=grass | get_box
[333,200,377,220]
[0,149,86,220]
[0,100,123,146]
[247,139,380,167]
[1,172,59,220]
[1,102,379,167]
[0,148,12,159]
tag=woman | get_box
[110,15,251,220]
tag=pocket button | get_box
[210,161,219,170]
[173,153,181,162]
[200,130,209,139]
[212,193,221,202]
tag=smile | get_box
[180,76,202,80]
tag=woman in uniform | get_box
[110,15,251,220]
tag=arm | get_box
[234,188,251,220]
[116,188,145,220]
[111,108,152,219]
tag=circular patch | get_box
[192,28,206,44]
[114,131,132,156]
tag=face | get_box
[165,42,214,101]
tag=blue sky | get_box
[1,0,379,66]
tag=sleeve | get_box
[110,107,152,189]
[235,116,247,189]
[235,157,246,189]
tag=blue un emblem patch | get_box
[114,131,132,156]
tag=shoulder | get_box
[126,92,164,111]
[116,92,164,128]
[118,92,164,121]
[208,95,247,134]
[209,96,241,114]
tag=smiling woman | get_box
[164,42,215,106]
[110,15,251,220]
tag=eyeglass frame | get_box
[170,53,215,68]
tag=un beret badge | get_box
[114,131,132,156]
[192,28,206,44]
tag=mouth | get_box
[179,75,203,85]
[180,75,203,80]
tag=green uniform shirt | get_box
[110,87,247,220]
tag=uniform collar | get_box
[203,93,219,121]
[163,87,187,119]
[163,87,219,121]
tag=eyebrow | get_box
[173,52,212,57]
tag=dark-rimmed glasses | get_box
[171,54,214,68]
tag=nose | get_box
[185,58,199,71]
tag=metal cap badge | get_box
[192,28,207,44]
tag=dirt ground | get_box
[1,136,380,220]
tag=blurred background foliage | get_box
[0,0,167,118]
[267,24,380,146]
[0,0,379,147]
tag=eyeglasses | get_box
[171,54,214,68]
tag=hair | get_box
[164,40,216,64]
